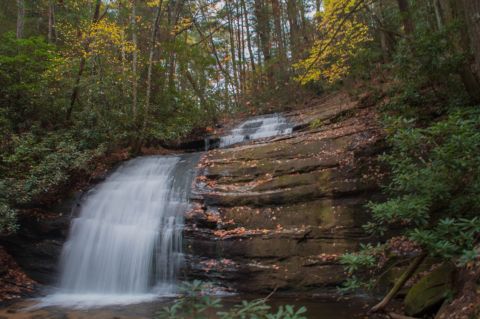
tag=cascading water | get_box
[220,114,292,147]
[42,154,199,307]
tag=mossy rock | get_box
[404,262,455,316]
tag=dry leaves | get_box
[0,246,36,302]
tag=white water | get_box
[220,114,292,147]
[41,155,198,308]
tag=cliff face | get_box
[184,92,385,292]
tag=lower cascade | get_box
[43,154,199,307]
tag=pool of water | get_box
[0,295,371,319]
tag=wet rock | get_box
[0,201,73,284]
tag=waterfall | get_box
[38,113,292,308]
[220,114,292,147]
[42,154,199,307]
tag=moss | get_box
[404,262,455,316]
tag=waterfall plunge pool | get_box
[1,295,371,318]
[1,114,374,317]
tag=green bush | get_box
[0,32,59,132]
[369,107,480,262]
[340,107,480,292]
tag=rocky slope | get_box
[184,92,385,292]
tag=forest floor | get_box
[0,247,36,302]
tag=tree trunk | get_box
[298,0,310,49]
[67,0,102,121]
[16,0,25,39]
[48,1,56,43]
[144,0,164,128]
[438,0,480,102]
[459,0,480,97]
[374,1,394,61]
[254,0,271,63]
[287,0,300,59]
[370,254,427,313]
[166,0,184,94]
[271,0,286,63]
[183,69,205,106]
[315,0,322,13]
[396,0,414,35]
[131,0,138,120]
[238,2,247,93]
[226,0,240,104]
[235,0,246,96]
[241,0,256,73]
[433,0,444,30]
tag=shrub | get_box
[156,281,308,319]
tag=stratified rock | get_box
[0,199,75,284]
[186,92,385,293]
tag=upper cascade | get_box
[219,114,293,148]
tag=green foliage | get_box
[156,281,308,319]
[338,244,383,293]
[368,107,480,264]
[410,218,480,264]
[2,130,104,203]
[335,2,480,293]
[386,22,469,118]
[0,186,17,234]
[0,32,59,132]
[340,244,382,275]
[337,276,377,294]
[0,127,108,233]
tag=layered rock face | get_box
[0,200,74,285]
[184,92,385,292]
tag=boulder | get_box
[405,262,455,316]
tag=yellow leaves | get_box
[171,17,193,35]
[146,0,164,8]
[56,18,136,61]
[88,20,136,56]
[294,0,371,84]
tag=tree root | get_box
[370,253,427,313]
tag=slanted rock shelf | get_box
[184,92,385,293]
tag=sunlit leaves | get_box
[88,20,135,58]
[294,0,371,84]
